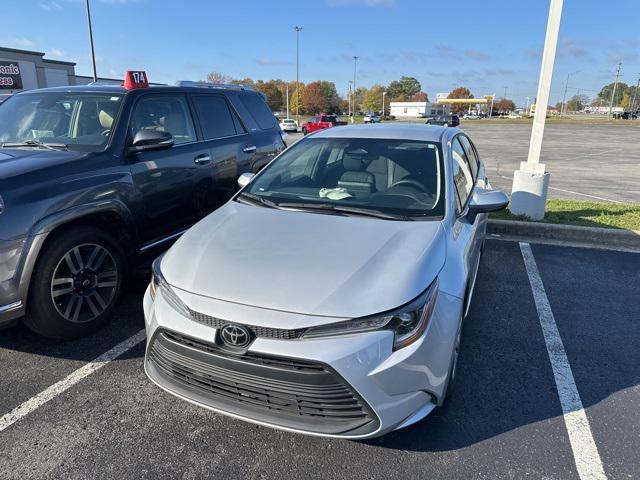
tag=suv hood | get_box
[162,201,445,319]
[0,148,87,179]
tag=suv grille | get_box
[146,329,379,436]
[188,309,305,340]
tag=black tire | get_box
[302,128,307,135]
[24,226,126,339]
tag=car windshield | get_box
[242,137,445,219]
[0,91,123,152]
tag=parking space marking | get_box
[519,243,607,480]
[0,329,145,433]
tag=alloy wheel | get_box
[50,243,118,323]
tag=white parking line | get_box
[519,243,607,480]
[0,329,146,433]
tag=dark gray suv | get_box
[0,77,285,338]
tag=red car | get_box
[301,114,347,135]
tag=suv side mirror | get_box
[237,172,255,189]
[467,188,509,223]
[128,129,173,154]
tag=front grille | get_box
[188,309,305,340]
[147,329,379,436]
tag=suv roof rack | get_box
[175,81,255,91]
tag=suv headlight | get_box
[149,255,191,319]
[302,278,439,350]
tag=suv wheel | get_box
[25,226,126,339]
[302,127,307,135]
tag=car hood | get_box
[163,201,446,319]
[0,148,87,179]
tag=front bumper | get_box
[143,285,463,439]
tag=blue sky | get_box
[3,0,639,106]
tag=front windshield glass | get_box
[0,92,123,151]
[243,137,445,218]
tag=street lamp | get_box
[348,80,353,117]
[85,0,98,82]
[382,91,386,117]
[294,25,302,124]
[352,56,358,122]
[510,0,563,220]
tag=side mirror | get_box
[128,129,173,154]
[237,172,255,189]
[467,188,509,223]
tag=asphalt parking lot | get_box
[0,238,638,479]
[288,121,640,204]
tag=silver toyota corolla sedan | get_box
[143,124,509,439]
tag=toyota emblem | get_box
[220,324,251,348]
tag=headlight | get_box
[302,278,439,350]
[150,255,192,319]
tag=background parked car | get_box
[0,73,285,338]
[279,118,298,132]
[301,114,347,135]
[363,112,381,123]
[425,114,459,127]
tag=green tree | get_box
[254,80,284,112]
[352,87,367,114]
[318,81,341,114]
[386,76,421,101]
[362,84,386,113]
[597,82,629,107]
[566,94,589,112]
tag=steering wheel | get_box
[389,179,428,192]
[100,129,111,136]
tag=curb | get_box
[487,219,640,251]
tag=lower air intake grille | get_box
[146,329,378,436]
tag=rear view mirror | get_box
[467,188,509,223]
[237,172,255,189]
[129,129,173,153]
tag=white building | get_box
[389,101,449,118]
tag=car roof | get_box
[311,123,448,142]
[14,84,261,96]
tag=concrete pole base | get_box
[510,162,550,221]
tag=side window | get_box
[451,138,474,214]
[458,135,479,179]
[130,95,196,145]
[239,94,276,129]
[193,95,237,139]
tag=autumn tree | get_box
[206,71,233,84]
[493,98,516,113]
[447,87,474,114]
[566,94,589,112]
[362,85,386,113]
[411,91,429,102]
[289,84,306,115]
[254,80,284,112]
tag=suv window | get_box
[458,135,479,179]
[239,94,276,129]
[193,95,237,139]
[130,95,196,145]
[451,137,474,214]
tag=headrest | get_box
[99,110,114,129]
[343,154,365,171]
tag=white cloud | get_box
[254,58,293,66]
[39,1,62,11]
[47,48,65,58]
[3,37,36,48]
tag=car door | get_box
[128,93,213,247]
[191,93,246,207]
[449,136,481,309]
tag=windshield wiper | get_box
[277,202,412,221]
[236,192,279,209]
[1,140,68,151]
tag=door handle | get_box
[194,154,211,165]
[243,145,257,153]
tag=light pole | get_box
[294,25,302,124]
[352,56,358,122]
[561,70,581,115]
[285,83,289,120]
[85,0,98,82]
[608,62,622,120]
[348,81,353,117]
[510,0,563,220]
[503,86,508,99]
[382,91,386,117]
[630,75,640,119]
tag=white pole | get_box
[286,83,289,120]
[510,0,563,220]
